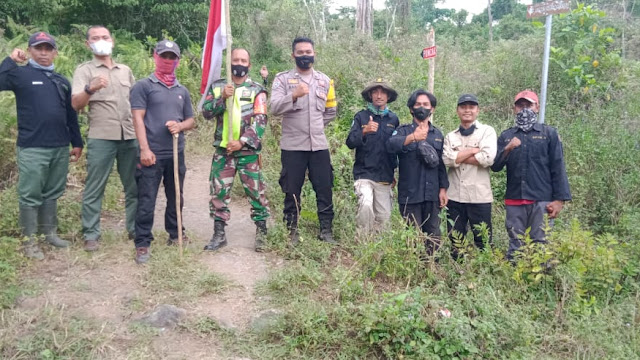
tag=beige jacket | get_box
[443,121,497,203]
[72,58,136,140]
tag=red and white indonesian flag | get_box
[199,0,227,108]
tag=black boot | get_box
[255,220,267,252]
[19,204,44,260]
[318,219,337,244]
[204,220,227,251]
[38,199,70,248]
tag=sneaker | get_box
[84,240,99,252]
[135,247,151,264]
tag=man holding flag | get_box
[201,48,270,252]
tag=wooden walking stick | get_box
[225,0,234,145]
[173,133,183,259]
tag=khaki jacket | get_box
[71,58,136,140]
[270,69,336,151]
[443,121,497,203]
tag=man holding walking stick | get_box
[130,40,195,264]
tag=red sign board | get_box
[422,46,437,59]
[527,0,571,19]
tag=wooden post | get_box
[427,27,435,94]
[225,0,234,143]
[427,27,435,122]
[173,134,183,259]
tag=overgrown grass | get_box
[140,244,228,302]
[1,5,639,358]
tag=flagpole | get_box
[224,0,234,144]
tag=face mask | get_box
[153,52,179,86]
[89,40,113,56]
[459,124,476,136]
[28,58,54,71]
[515,107,537,132]
[413,107,431,121]
[295,55,314,70]
[231,64,249,77]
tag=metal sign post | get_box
[539,15,552,124]
[527,0,570,124]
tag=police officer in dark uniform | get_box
[387,89,448,253]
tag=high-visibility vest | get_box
[212,83,261,148]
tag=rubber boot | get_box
[204,220,227,251]
[318,219,337,244]
[19,204,44,260]
[254,220,267,252]
[38,199,70,248]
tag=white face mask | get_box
[90,40,113,56]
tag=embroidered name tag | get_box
[32,81,43,85]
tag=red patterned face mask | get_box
[153,52,179,86]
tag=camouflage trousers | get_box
[209,149,270,222]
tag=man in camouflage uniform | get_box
[202,48,270,252]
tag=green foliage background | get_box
[1,0,640,358]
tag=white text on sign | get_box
[527,0,571,19]
[422,46,437,60]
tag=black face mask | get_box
[459,124,476,136]
[412,107,431,121]
[231,64,249,77]
[295,55,314,70]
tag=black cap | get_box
[28,32,57,49]
[155,39,181,57]
[457,93,479,106]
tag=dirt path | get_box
[11,154,278,359]
[154,154,274,329]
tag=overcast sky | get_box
[332,0,534,15]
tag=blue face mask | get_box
[28,58,54,72]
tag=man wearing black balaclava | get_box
[270,37,337,246]
[491,90,571,261]
[387,89,449,255]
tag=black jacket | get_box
[346,109,399,183]
[491,123,571,201]
[387,121,449,205]
[0,57,82,149]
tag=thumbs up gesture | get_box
[362,116,379,135]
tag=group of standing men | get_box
[2,30,570,263]
[2,28,195,263]
[348,82,572,260]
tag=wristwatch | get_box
[84,84,95,95]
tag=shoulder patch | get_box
[392,130,398,135]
